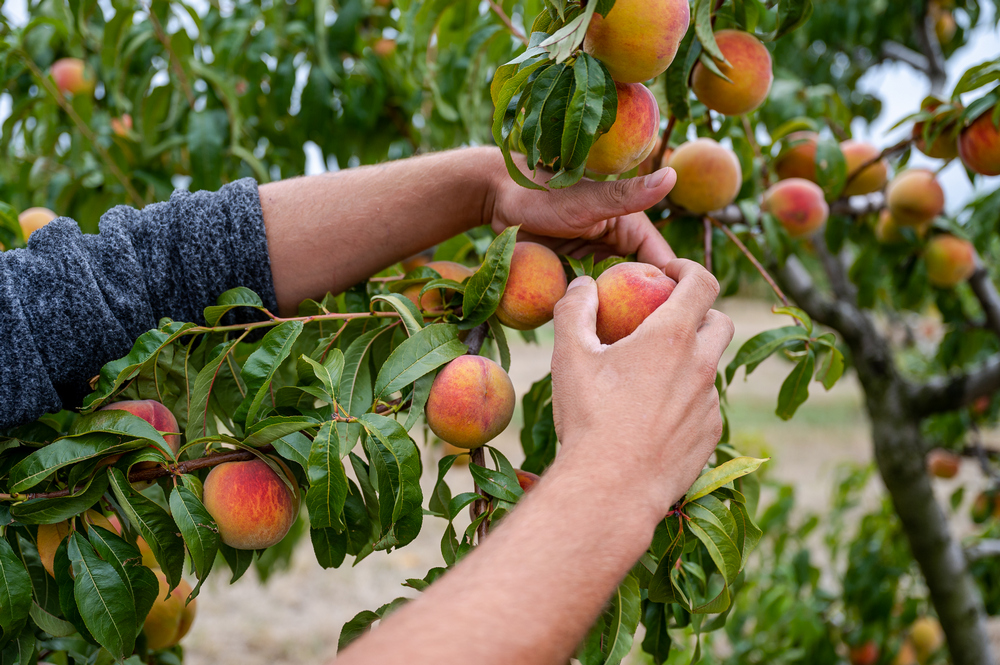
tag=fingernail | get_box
[645,167,671,189]
[566,276,593,291]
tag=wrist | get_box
[468,146,506,231]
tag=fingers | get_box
[551,168,677,226]
[610,212,676,268]
[552,276,602,355]
[646,259,722,332]
[697,310,735,360]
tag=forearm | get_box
[338,454,662,665]
[259,147,503,315]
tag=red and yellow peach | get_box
[762,178,829,238]
[586,82,660,175]
[425,356,515,449]
[667,138,743,214]
[202,458,299,550]
[691,30,773,116]
[496,242,567,330]
[595,262,676,345]
[583,0,690,84]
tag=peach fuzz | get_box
[774,131,819,182]
[841,141,888,196]
[586,82,660,175]
[667,138,743,214]
[595,262,676,345]
[49,58,95,96]
[762,179,829,239]
[886,169,945,227]
[924,234,975,288]
[691,30,773,116]
[958,108,1000,176]
[18,207,57,239]
[496,242,567,330]
[425,355,515,448]
[583,0,690,84]
[402,260,474,312]
[203,458,299,550]
[144,572,196,650]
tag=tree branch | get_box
[913,4,948,96]
[965,539,1000,563]
[881,40,932,74]
[489,0,529,46]
[968,265,1000,338]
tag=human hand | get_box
[484,152,678,269]
[547,259,734,521]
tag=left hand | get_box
[484,152,678,269]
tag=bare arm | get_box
[337,260,734,665]
[259,147,676,315]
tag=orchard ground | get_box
[183,297,1000,665]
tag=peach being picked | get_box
[18,207,57,239]
[924,234,975,288]
[425,355,515,448]
[586,82,660,175]
[582,0,690,84]
[762,178,829,238]
[841,141,888,196]
[958,107,1000,176]
[143,572,196,650]
[886,169,945,227]
[667,138,743,214]
[203,458,299,550]
[49,58,95,96]
[402,260,474,313]
[691,30,773,116]
[595,262,676,345]
[773,131,819,182]
[496,242,567,330]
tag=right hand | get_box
[548,259,734,522]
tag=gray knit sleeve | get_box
[0,178,278,429]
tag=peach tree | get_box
[1,1,1000,665]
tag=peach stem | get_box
[707,217,791,307]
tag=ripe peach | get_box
[935,10,957,44]
[849,641,879,665]
[401,249,434,272]
[926,448,961,478]
[691,30,773,116]
[972,395,991,417]
[886,169,945,226]
[582,0,690,84]
[773,131,819,182]
[49,58,95,96]
[913,101,960,160]
[586,82,660,175]
[111,114,133,137]
[516,470,540,493]
[958,108,1000,176]
[892,641,918,665]
[100,400,180,456]
[637,139,672,177]
[909,617,944,658]
[971,490,1000,523]
[595,262,676,345]
[18,207,57,239]
[762,178,829,238]
[667,138,743,214]
[144,572,195,650]
[402,261,475,313]
[373,38,396,58]
[875,210,904,244]
[841,141,888,196]
[495,242,567,330]
[106,514,158,568]
[924,235,975,288]
[203,458,299,550]
[425,356,515,449]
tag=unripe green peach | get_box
[958,107,1000,176]
[773,131,819,182]
[909,617,944,658]
[667,138,743,214]
[595,262,677,345]
[582,0,690,84]
[203,458,299,550]
[841,141,888,196]
[18,207,57,239]
[762,178,829,238]
[586,82,660,175]
[496,242,567,330]
[50,58,95,96]
[402,261,475,312]
[926,448,960,478]
[886,169,945,226]
[691,30,773,116]
[425,356,515,449]
[144,572,196,650]
[924,235,975,288]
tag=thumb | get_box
[553,276,601,353]
[559,167,677,224]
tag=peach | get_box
[373,38,396,58]
[773,131,819,182]
[971,490,1000,523]
[515,469,540,493]
[49,58,95,96]
[425,356,515,448]
[111,114,133,137]
[892,641,918,665]
[913,101,960,160]
[401,249,434,272]
[582,0,690,84]
[762,178,829,238]
[496,242,568,330]
[36,520,71,577]
[909,617,944,658]
[691,30,773,116]
[958,108,1000,176]
[924,235,975,288]
[106,514,158,568]
[18,207,57,239]
[100,400,180,456]
[926,448,960,478]
[402,261,474,313]
[586,82,660,175]
[849,641,879,665]
[595,262,676,344]
[886,169,945,226]
[841,141,888,196]
[935,10,957,43]
[667,138,743,214]
[203,458,299,550]
[637,139,672,177]
[876,210,903,244]
[144,572,195,650]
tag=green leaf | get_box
[239,321,304,425]
[0,539,31,637]
[468,463,522,502]
[491,57,550,191]
[373,324,467,400]
[461,226,519,329]
[337,598,408,653]
[370,294,424,336]
[402,372,434,432]
[762,0,814,41]
[219,543,253,583]
[776,350,815,420]
[203,287,265,326]
[299,348,346,403]
[86,526,158,636]
[187,339,241,440]
[730,502,763,570]
[551,54,607,188]
[771,306,812,333]
[693,0,728,63]
[539,1,598,63]
[29,601,76,637]
[309,527,346,569]
[306,421,350,530]
[814,138,847,200]
[687,516,740,585]
[338,326,394,453]
[359,414,423,550]
[603,573,642,665]
[817,346,845,390]
[686,457,768,502]
[272,432,312,472]
[168,486,219,593]
[67,533,136,659]
[244,416,320,447]
[10,473,109,524]
[724,326,809,385]
[521,62,572,168]
[487,316,511,372]
[665,27,696,123]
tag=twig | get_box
[463,322,489,356]
[707,217,790,306]
[489,0,529,46]
[145,2,195,106]
[842,137,912,191]
[966,539,1000,562]
[742,115,769,189]
[703,217,713,273]
[653,116,677,169]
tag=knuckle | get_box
[600,179,632,212]
[694,270,721,299]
